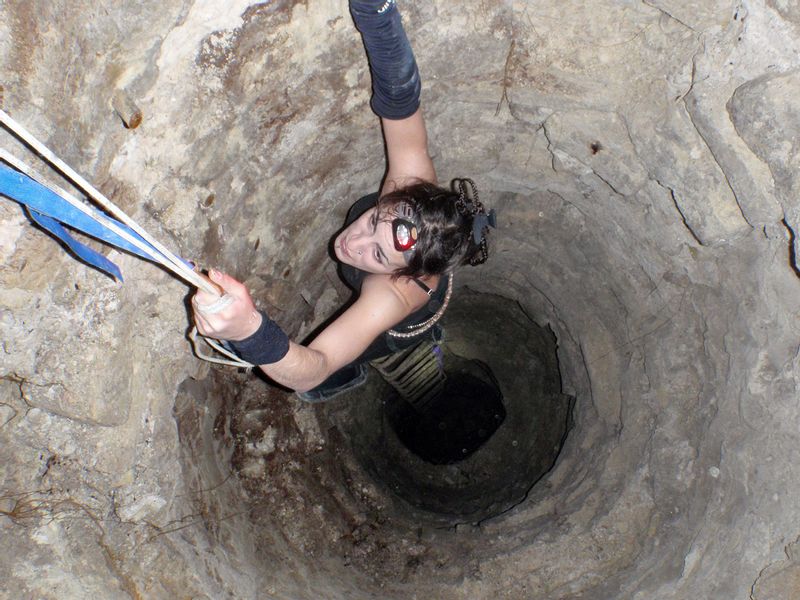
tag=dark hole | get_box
[384,367,506,465]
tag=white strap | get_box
[194,293,235,315]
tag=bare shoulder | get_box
[362,272,440,313]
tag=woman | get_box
[193,0,495,401]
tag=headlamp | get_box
[391,202,418,260]
[392,218,417,252]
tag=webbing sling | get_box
[0,161,176,280]
[0,107,250,369]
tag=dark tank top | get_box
[339,193,449,335]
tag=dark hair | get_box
[378,179,492,279]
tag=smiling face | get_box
[333,207,410,274]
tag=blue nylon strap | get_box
[25,207,124,281]
[0,161,187,281]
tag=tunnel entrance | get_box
[384,356,506,465]
[328,288,573,522]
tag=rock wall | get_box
[1,0,799,598]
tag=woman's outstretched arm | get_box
[192,270,424,392]
[349,0,435,191]
[381,110,435,192]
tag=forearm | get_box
[223,315,332,391]
[380,110,436,190]
[257,341,331,392]
[193,273,353,392]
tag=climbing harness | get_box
[0,109,250,369]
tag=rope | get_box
[0,149,176,272]
[0,109,216,296]
[0,109,252,368]
[188,328,254,368]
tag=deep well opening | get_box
[3,1,800,599]
[327,289,573,522]
[383,356,507,467]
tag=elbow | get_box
[256,343,335,393]
[293,382,314,394]
[291,373,329,396]
[293,368,332,394]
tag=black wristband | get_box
[228,310,290,365]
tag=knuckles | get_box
[191,281,257,341]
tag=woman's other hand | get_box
[192,269,262,341]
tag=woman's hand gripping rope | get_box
[193,269,262,342]
[191,270,290,368]
[188,269,254,368]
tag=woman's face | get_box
[334,207,408,274]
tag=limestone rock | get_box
[1,1,800,599]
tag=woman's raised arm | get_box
[381,110,435,193]
[349,0,436,192]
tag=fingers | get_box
[193,301,230,337]
[193,268,241,305]
[209,269,246,295]
[193,309,212,336]
[190,268,261,341]
[194,293,236,315]
[194,305,262,341]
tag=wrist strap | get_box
[228,310,290,365]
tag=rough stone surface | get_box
[2,0,800,598]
